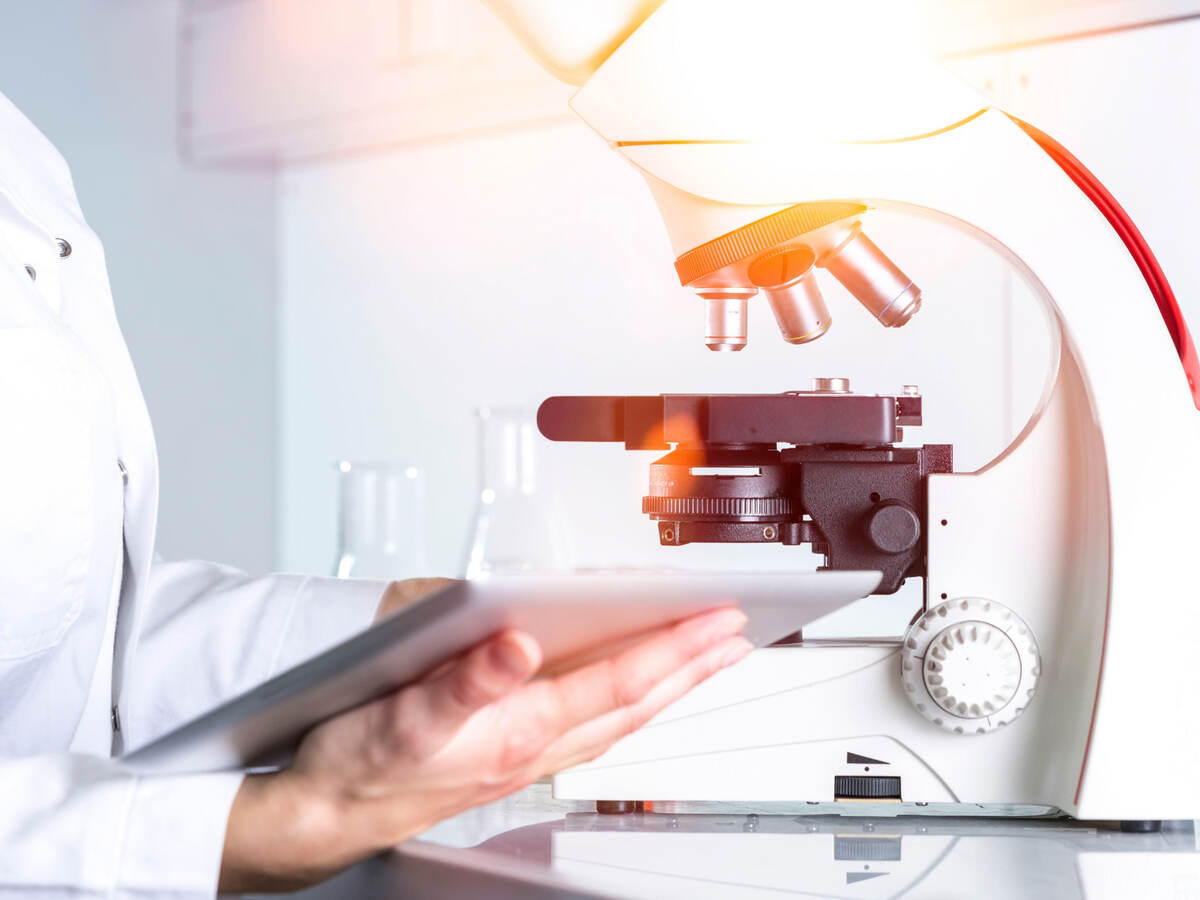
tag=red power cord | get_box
[1011,116,1200,409]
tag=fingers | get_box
[374,607,744,774]
[533,607,748,740]
[375,578,459,622]
[544,633,753,773]
[418,629,542,733]
[397,577,459,600]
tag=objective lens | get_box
[747,246,831,344]
[821,226,921,327]
[698,290,754,351]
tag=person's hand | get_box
[219,606,752,892]
[373,577,457,622]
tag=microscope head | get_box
[488,0,989,351]
[570,0,988,351]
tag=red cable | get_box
[1012,116,1200,409]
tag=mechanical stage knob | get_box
[900,598,1041,734]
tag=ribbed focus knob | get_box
[641,495,800,518]
[924,621,1021,718]
[901,598,1040,735]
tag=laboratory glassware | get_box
[334,461,431,579]
[463,408,573,578]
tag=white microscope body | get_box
[487,0,1200,822]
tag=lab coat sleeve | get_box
[124,560,386,749]
[0,753,243,899]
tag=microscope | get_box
[487,0,1200,827]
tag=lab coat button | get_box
[118,459,128,485]
[24,264,35,281]
[111,705,121,733]
[56,238,71,258]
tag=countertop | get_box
[280,785,1200,899]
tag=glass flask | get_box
[463,408,573,578]
[334,461,431,579]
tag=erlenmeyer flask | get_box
[334,461,431,579]
[463,408,573,578]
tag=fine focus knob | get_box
[900,598,1040,735]
[865,501,920,553]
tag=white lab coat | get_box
[0,91,385,896]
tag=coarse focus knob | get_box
[900,598,1040,735]
[865,501,920,553]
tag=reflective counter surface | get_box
[286,786,1200,899]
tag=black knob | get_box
[866,501,921,554]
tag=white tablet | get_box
[118,570,880,775]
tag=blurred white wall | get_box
[0,0,278,572]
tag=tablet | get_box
[118,570,880,775]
